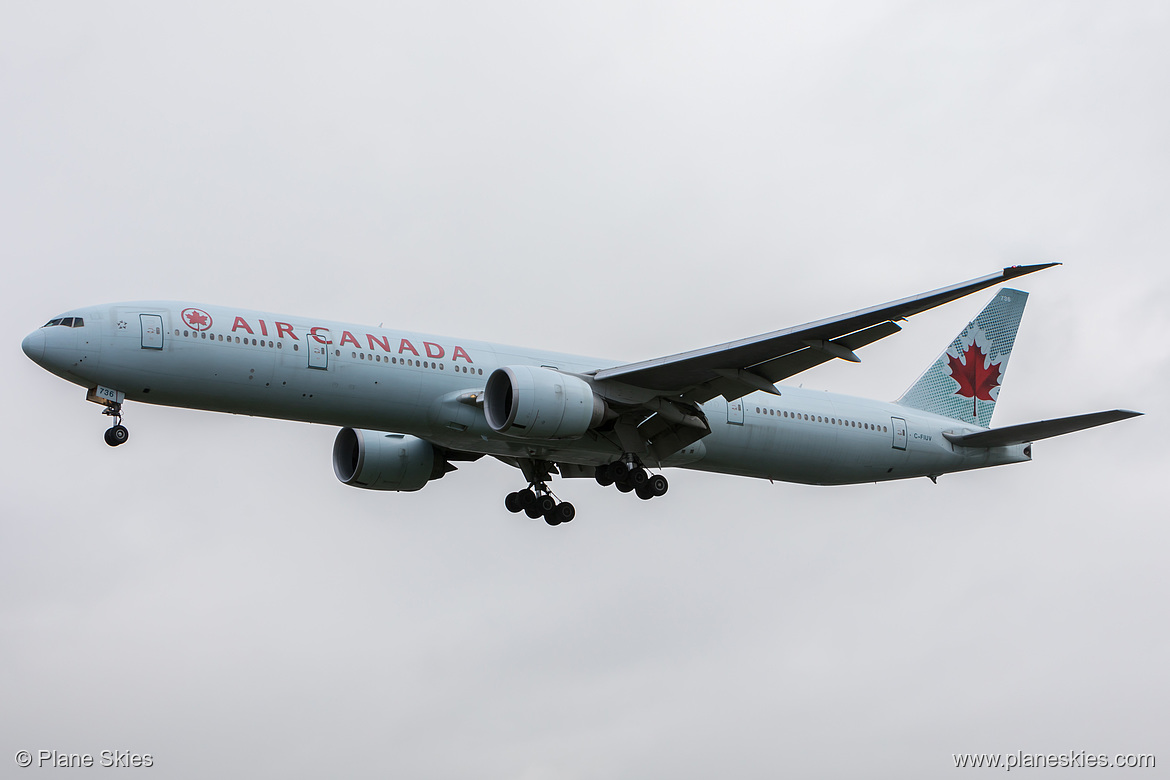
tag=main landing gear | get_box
[594,460,668,500]
[102,402,129,447]
[505,483,576,526]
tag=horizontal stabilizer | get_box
[943,409,1143,448]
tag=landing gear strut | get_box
[595,458,668,500]
[505,483,575,526]
[102,402,129,447]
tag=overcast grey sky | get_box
[3,2,1168,778]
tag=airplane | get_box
[21,263,1140,525]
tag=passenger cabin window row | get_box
[335,349,483,375]
[43,318,84,328]
[754,405,888,433]
[173,329,298,350]
[170,327,485,375]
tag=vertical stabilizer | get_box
[895,288,1028,427]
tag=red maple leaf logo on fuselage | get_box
[182,308,212,330]
[947,341,1002,417]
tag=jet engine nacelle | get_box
[332,428,451,491]
[484,365,609,439]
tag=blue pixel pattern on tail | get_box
[895,288,1028,427]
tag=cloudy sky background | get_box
[3,2,1167,777]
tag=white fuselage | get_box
[23,301,1030,486]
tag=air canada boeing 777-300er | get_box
[22,264,1140,525]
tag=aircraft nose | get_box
[22,329,46,362]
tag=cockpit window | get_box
[43,318,62,327]
[40,317,84,328]
[60,317,74,327]
[71,318,84,327]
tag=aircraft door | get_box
[308,329,330,370]
[726,398,744,425]
[891,416,907,450]
[140,314,164,349]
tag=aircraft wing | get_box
[592,263,1059,404]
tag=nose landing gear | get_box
[102,402,129,447]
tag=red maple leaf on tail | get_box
[947,341,1002,417]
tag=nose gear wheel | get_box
[102,402,129,447]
